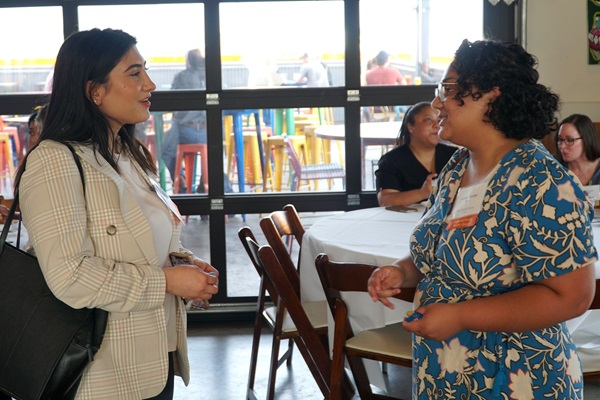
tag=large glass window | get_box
[220,1,345,89]
[0,7,63,94]
[79,4,205,91]
[360,0,483,86]
[222,107,345,193]
[0,0,510,306]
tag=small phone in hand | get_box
[169,252,194,266]
[169,252,212,311]
[404,311,423,322]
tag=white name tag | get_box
[447,181,487,229]
[150,180,183,223]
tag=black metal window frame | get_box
[0,0,518,304]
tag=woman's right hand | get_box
[164,265,219,303]
[367,265,404,309]
[420,173,438,198]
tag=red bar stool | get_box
[0,133,15,195]
[173,143,208,194]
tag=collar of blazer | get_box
[59,141,175,267]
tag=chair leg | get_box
[266,329,282,400]
[173,147,184,193]
[346,353,376,399]
[285,338,294,366]
[246,289,266,399]
[290,336,331,398]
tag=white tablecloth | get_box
[300,206,423,303]
[299,206,600,390]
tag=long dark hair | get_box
[556,114,600,163]
[15,28,156,189]
[397,102,433,146]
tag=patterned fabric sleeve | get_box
[504,151,597,283]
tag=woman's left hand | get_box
[402,303,464,341]
[193,257,219,278]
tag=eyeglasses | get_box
[556,137,583,146]
[435,82,458,102]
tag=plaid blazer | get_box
[19,140,190,400]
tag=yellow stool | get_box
[264,135,305,192]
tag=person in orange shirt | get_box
[365,50,407,85]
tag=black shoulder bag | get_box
[0,144,108,400]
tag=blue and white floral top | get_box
[410,139,597,400]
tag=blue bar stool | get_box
[223,109,266,193]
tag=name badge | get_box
[447,181,487,230]
[150,180,183,223]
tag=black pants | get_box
[145,352,175,400]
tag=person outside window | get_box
[365,50,407,85]
[296,52,330,87]
[368,39,596,399]
[160,49,207,192]
[14,29,218,400]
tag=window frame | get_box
[0,0,519,305]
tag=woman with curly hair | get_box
[368,39,596,399]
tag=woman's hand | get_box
[164,264,219,303]
[193,257,219,278]
[402,303,464,341]
[420,173,438,198]
[367,265,403,309]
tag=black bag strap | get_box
[0,143,84,248]
[0,143,107,353]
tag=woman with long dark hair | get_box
[15,28,218,400]
[375,101,456,206]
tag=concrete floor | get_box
[173,320,412,400]
[174,320,600,400]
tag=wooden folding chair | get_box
[238,227,335,400]
[581,279,600,381]
[316,253,414,400]
[260,203,305,275]
[257,204,307,385]
[253,240,355,400]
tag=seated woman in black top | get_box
[375,101,456,206]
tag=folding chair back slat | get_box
[316,253,414,400]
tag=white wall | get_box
[526,0,600,121]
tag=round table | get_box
[314,122,401,183]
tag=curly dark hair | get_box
[449,39,560,140]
